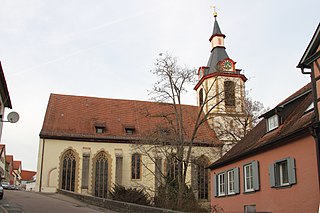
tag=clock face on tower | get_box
[223,60,232,71]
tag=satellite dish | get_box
[7,112,19,123]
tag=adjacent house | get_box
[209,23,320,213]
[21,170,36,191]
[0,145,6,179]
[12,160,22,187]
[5,155,13,184]
[0,61,12,141]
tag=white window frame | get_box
[227,170,235,195]
[278,161,289,186]
[267,114,279,131]
[244,164,254,192]
[217,173,225,196]
[269,157,296,188]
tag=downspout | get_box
[301,66,320,190]
[39,138,45,192]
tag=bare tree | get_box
[135,53,223,209]
[214,92,267,146]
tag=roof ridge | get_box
[50,93,199,108]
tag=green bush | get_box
[154,178,207,212]
[109,184,151,206]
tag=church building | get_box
[36,11,247,204]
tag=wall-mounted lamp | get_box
[0,111,19,123]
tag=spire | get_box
[211,6,222,36]
[206,8,231,74]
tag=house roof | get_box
[0,61,12,109]
[12,160,21,170]
[40,94,221,146]
[21,170,36,181]
[297,23,320,69]
[6,155,13,164]
[209,82,315,169]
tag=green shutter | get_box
[287,157,296,185]
[234,167,240,194]
[269,164,276,187]
[213,174,218,197]
[252,161,260,191]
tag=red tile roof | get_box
[21,170,36,181]
[6,155,13,164]
[12,160,21,170]
[40,94,220,146]
[209,83,314,169]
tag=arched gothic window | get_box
[131,153,141,179]
[166,154,179,182]
[61,150,77,191]
[197,156,209,200]
[94,152,109,198]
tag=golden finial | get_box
[210,5,218,18]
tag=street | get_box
[0,190,117,213]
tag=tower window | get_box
[199,88,204,106]
[224,81,235,107]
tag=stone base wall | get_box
[57,189,186,213]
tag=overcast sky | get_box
[0,0,319,171]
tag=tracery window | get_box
[166,155,179,181]
[61,150,77,191]
[94,152,109,198]
[197,156,209,200]
[131,153,141,179]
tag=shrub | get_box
[109,184,151,206]
[154,178,207,212]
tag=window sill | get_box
[244,189,256,194]
[273,184,293,189]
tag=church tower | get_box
[194,10,248,150]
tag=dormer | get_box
[266,114,279,132]
[94,122,106,134]
[125,127,136,135]
[259,108,282,133]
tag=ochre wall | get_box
[210,135,319,213]
[36,138,221,199]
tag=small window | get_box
[269,157,296,188]
[125,127,135,134]
[131,153,141,179]
[244,205,256,213]
[95,126,106,134]
[217,173,225,196]
[214,168,239,197]
[244,164,254,192]
[227,170,235,194]
[267,114,279,132]
[243,161,260,193]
